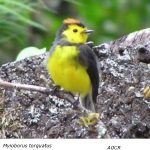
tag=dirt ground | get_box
[0,36,150,138]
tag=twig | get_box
[0,78,49,93]
[0,78,77,108]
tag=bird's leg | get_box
[78,97,100,128]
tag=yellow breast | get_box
[47,45,91,97]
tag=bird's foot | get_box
[143,87,150,98]
[78,112,100,128]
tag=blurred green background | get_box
[0,0,150,65]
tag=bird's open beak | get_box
[84,29,94,34]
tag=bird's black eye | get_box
[73,29,78,32]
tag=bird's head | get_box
[56,18,93,44]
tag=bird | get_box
[46,18,99,112]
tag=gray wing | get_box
[78,44,99,103]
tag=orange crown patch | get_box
[63,18,81,24]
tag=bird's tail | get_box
[80,92,95,112]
